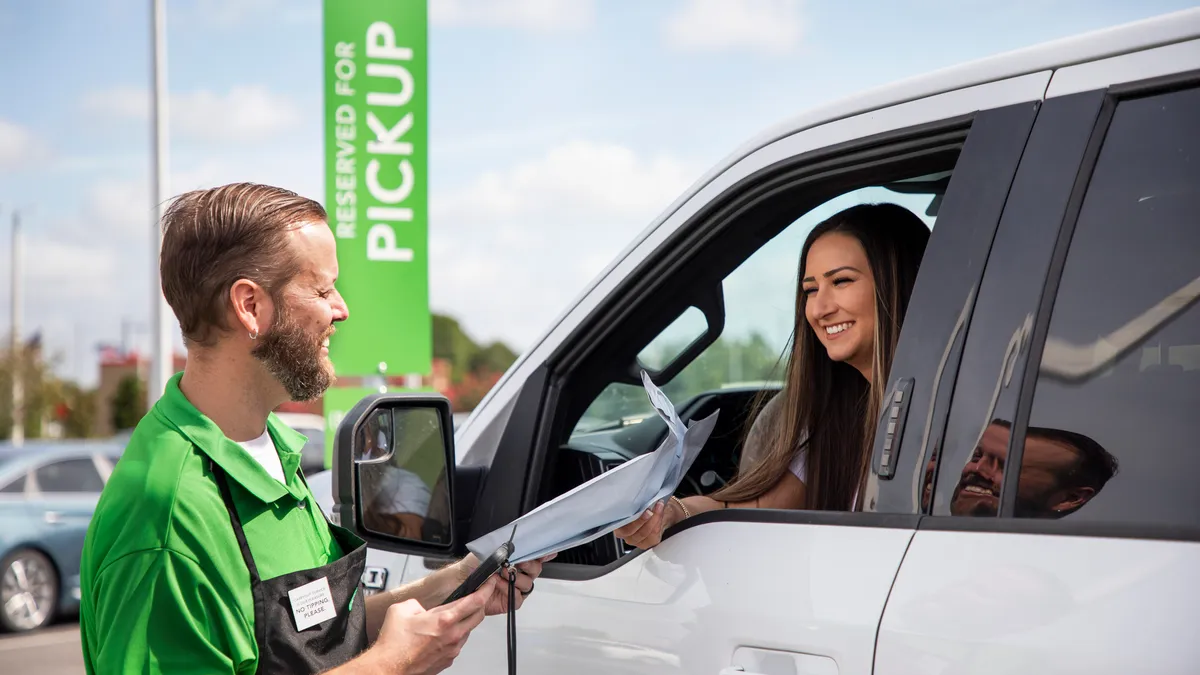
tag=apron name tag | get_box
[288,577,338,631]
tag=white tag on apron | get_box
[288,577,338,631]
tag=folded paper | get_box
[467,371,719,564]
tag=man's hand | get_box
[365,549,556,642]
[450,552,556,615]
[361,577,495,675]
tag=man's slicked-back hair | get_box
[160,182,327,347]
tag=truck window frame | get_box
[477,104,1042,576]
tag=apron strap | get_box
[507,566,517,675]
[209,459,264,586]
[210,458,271,666]
[209,459,270,665]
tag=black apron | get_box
[212,461,369,675]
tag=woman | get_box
[616,202,930,549]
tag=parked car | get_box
[0,441,125,632]
[333,9,1200,674]
[274,412,328,477]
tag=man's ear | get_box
[229,279,273,338]
[1053,486,1096,514]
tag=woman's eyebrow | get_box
[802,266,862,283]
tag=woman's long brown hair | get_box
[712,203,929,510]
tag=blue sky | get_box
[0,0,1195,386]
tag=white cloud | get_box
[429,140,699,348]
[81,86,148,119]
[11,234,144,386]
[165,157,323,204]
[86,178,154,236]
[431,0,595,32]
[24,238,119,301]
[0,119,49,171]
[194,0,277,25]
[171,87,303,142]
[77,160,266,240]
[14,155,317,386]
[167,160,272,195]
[664,0,805,55]
[82,85,302,143]
[435,141,693,224]
[182,0,318,27]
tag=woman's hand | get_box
[613,499,682,550]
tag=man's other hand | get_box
[367,577,494,675]
[452,552,556,615]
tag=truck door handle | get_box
[724,647,838,675]
[44,511,63,524]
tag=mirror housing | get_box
[332,392,469,557]
[624,283,725,386]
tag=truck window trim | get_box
[539,512,923,582]
[518,124,985,569]
[1002,77,1200,537]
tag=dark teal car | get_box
[0,441,124,632]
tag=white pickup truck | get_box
[328,9,1200,674]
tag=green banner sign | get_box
[322,0,430,465]
[323,0,430,377]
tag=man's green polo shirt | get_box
[80,373,344,674]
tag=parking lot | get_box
[0,624,83,675]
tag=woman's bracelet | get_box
[670,495,691,519]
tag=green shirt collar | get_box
[157,372,309,504]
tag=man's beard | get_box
[252,301,335,401]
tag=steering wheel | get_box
[680,474,703,497]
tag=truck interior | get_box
[534,139,963,565]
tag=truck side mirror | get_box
[332,393,458,555]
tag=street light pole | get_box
[149,0,173,402]
[10,210,23,447]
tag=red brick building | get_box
[94,349,187,437]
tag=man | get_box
[948,419,1119,518]
[80,183,549,674]
[358,411,435,540]
[363,464,434,540]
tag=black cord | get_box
[506,566,517,675]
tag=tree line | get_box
[579,331,786,428]
[1,313,518,441]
